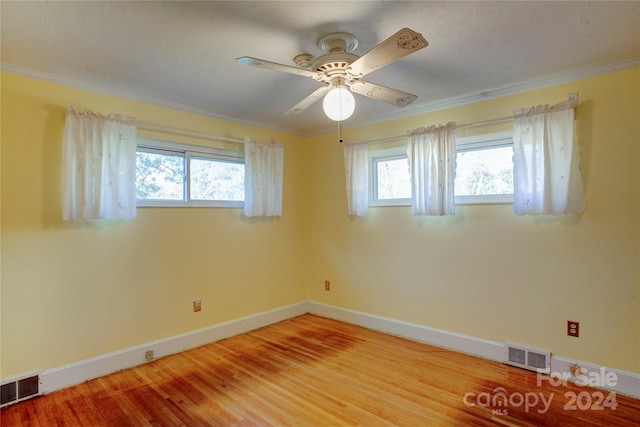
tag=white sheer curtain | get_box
[343,142,369,216]
[406,122,457,216]
[62,106,138,220]
[243,138,284,217]
[512,100,585,215]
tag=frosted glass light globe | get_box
[323,87,355,121]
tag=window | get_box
[369,131,514,206]
[136,148,185,201]
[455,131,514,204]
[370,148,412,206]
[189,156,244,201]
[136,138,244,207]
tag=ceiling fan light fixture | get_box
[237,28,427,122]
[323,87,355,121]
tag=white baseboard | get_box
[307,302,640,399]
[16,300,640,400]
[307,301,505,361]
[551,356,640,399]
[41,301,309,394]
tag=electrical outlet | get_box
[567,320,579,337]
[193,299,201,312]
[145,350,154,362]
[324,280,330,291]
[569,363,586,376]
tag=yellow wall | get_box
[305,67,640,373]
[1,72,307,377]
[1,67,638,379]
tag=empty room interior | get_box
[1,1,639,425]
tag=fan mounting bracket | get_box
[317,32,359,53]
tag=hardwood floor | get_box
[2,314,639,426]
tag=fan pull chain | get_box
[338,119,343,143]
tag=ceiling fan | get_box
[236,28,428,121]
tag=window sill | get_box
[137,200,244,208]
[456,194,514,205]
[370,194,513,207]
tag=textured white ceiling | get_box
[2,1,639,135]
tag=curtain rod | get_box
[358,114,514,145]
[140,96,576,146]
[359,95,578,145]
[140,117,511,147]
[138,123,246,144]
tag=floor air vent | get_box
[504,343,550,374]
[0,373,42,408]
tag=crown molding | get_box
[318,56,640,136]
[0,62,302,136]
[3,57,638,138]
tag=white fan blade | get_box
[236,56,323,80]
[284,85,331,115]
[349,81,417,107]
[348,28,428,78]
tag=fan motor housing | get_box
[312,52,359,80]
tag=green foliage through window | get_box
[455,146,514,196]
[136,139,244,207]
[136,150,184,200]
[190,157,244,201]
[369,131,514,205]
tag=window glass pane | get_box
[136,151,185,200]
[190,157,245,201]
[377,157,411,200]
[455,146,513,196]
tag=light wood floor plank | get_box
[1,314,639,426]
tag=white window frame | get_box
[369,147,412,207]
[455,130,514,205]
[136,138,245,208]
[368,130,514,206]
